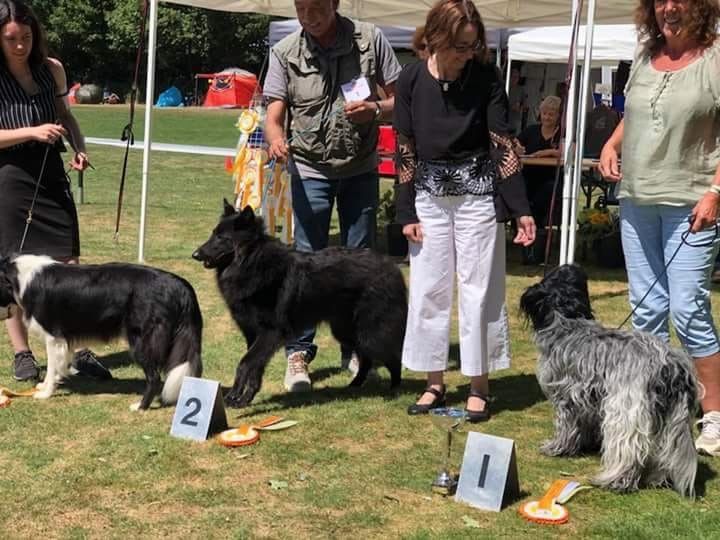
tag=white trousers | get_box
[402,192,510,377]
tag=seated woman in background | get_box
[516,95,562,264]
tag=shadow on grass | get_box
[695,461,717,498]
[226,370,546,419]
[63,374,145,396]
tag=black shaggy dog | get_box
[193,201,407,408]
[0,255,203,410]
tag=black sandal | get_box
[407,385,446,415]
[465,390,491,423]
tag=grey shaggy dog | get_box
[520,264,698,497]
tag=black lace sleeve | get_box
[393,131,419,225]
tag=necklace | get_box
[429,57,473,93]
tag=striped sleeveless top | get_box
[0,61,58,151]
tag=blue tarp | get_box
[156,86,184,107]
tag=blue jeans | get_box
[620,199,720,357]
[285,171,379,361]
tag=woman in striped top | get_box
[0,0,91,381]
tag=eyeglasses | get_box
[452,40,482,54]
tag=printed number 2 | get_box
[180,397,202,426]
[477,454,491,489]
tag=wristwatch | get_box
[373,101,382,121]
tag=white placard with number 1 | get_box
[170,377,228,441]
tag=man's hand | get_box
[344,100,377,124]
[268,137,289,162]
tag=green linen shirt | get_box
[620,41,720,205]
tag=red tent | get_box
[197,69,257,108]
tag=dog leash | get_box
[618,220,719,329]
[114,0,149,242]
[18,143,52,253]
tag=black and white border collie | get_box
[0,255,203,410]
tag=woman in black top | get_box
[516,95,562,263]
[0,0,92,381]
[394,0,534,422]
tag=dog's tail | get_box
[161,292,204,405]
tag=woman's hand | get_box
[32,123,66,144]
[690,192,720,233]
[403,223,423,243]
[69,151,89,171]
[598,141,622,182]
[514,216,536,246]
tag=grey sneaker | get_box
[13,350,40,381]
[284,351,311,392]
[696,411,720,457]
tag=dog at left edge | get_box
[0,254,203,410]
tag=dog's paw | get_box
[129,401,144,412]
[35,381,47,391]
[33,389,53,400]
[540,440,572,457]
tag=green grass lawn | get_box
[1,107,719,538]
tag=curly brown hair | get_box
[635,0,720,53]
[424,0,489,62]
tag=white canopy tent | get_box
[135,0,637,262]
[508,24,637,66]
[269,18,512,49]
[160,0,636,28]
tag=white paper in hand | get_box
[341,77,371,102]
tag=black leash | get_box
[18,143,51,253]
[114,0,149,241]
[617,221,720,329]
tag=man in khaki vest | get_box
[264,0,402,393]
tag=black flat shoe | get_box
[465,390,491,423]
[407,386,446,415]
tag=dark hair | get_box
[412,25,426,54]
[0,0,48,67]
[424,0,488,62]
[635,0,720,54]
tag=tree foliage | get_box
[31,0,271,100]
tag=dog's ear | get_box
[223,198,237,217]
[234,206,257,228]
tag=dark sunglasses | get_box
[452,40,482,54]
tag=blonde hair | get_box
[539,95,562,114]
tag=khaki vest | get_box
[273,17,378,175]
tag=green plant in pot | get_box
[577,206,624,268]
[378,189,408,257]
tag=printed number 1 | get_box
[180,397,202,426]
[477,454,491,489]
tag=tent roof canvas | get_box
[269,18,513,49]
[509,24,638,65]
[163,0,636,28]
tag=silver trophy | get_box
[429,407,467,495]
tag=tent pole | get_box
[568,0,597,264]
[559,0,582,265]
[505,57,511,94]
[138,0,159,263]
